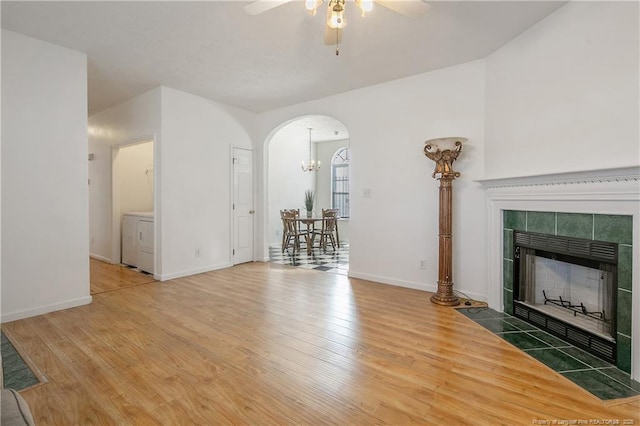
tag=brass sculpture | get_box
[424,139,463,178]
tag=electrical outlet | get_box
[363,188,372,198]
[195,249,201,258]
[90,237,94,245]
[418,260,426,269]
[276,229,280,237]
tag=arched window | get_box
[331,147,350,218]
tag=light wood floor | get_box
[90,258,156,295]
[3,263,639,425]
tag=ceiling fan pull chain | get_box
[335,27,340,56]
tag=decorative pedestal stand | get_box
[423,137,467,306]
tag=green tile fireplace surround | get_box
[502,210,633,373]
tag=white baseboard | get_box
[1,296,93,323]
[348,270,437,293]
[89,253,112,263]
[347,271,488,303]
[158,262,233,281]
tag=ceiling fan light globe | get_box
[305,0,322,15]
[328,10,347,29]
[355,0,374,15]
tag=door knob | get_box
[249,210,255,214]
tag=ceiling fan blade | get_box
[324,25,343,45]
[244,0,294,15]
[376,0,431,18]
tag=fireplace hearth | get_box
[513,231,617,363]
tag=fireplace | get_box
[479,166,638,378]
[512,231,617,363]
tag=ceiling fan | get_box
[244,0,431,55]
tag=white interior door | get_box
[233,148,254,264]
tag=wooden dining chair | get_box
[280,209,307,253]
[315,208,339,251]
[280,209,296,252]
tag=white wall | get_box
[115,141,154,216]
[1,30,91,321]
[159,87,255,279]
[258,60,487,299]
[88,88,161,264]
[485,1,640,178]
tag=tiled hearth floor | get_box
[458,307,640,400]
[268,244,349,275]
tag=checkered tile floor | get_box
[268,244,349,275]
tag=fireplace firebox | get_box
[513,231,617,363]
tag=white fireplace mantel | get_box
[478,166,640,380]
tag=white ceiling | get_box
[1,1,566,115]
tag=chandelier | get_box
[301,128,321,172]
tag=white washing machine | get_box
[122,212,154,274]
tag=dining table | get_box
[294,216,340,255]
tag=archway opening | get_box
[265,115,350,272]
